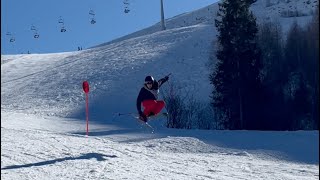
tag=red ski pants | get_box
[142,100,165,116]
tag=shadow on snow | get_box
[1,153,117,170]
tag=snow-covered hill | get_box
[1,0,319,179]
[1,112,319,179]
[95,0,317,47]
[2,24,215,122]
[1,113,319,180]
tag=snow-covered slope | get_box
[1,112,319,179]
[2,24,216,122]
[1,0,319,179]
[2,0,317,121]
[94,0,317,47]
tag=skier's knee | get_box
[159,101,165,108]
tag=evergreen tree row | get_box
[210,0,319,130]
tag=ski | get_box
[131,114,155,133]
[139,121,155,133]
[116,112,168,133]
[131,112,168,133]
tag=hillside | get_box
[1,0,319,179]
[94,0,317,47]
[2,0,317,122]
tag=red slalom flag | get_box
[82,81,90,136]
[83,81,89,93]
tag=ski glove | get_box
[139,111,146,118]
[164,76,169,82]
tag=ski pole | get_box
[116,112,135,116]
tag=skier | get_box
[136,75,169,122]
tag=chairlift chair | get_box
[31,25,37,31]
[58,17,64,24]
[60,27,66,32]
[123,0,130,13]
[90,19,96,24]
[34,33,39,38]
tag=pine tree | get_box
[283,21,313,130]
[305,6,319,129]
[257,20,287,129]
[210,0,262,129]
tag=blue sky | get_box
[1,0,216,55]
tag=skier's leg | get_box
[152,100,165,115]
[142,100,157,116]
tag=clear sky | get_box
[1,0,216,55]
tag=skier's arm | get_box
[158,76,169,87]
[136,89,143,114]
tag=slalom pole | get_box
[86,93,89,136]
[82,81,90,136]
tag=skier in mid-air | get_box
[136,75,169,122]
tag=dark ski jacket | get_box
[136,77,168,114]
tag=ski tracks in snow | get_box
[1,124,319,180]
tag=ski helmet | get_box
[145,75,154,83]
